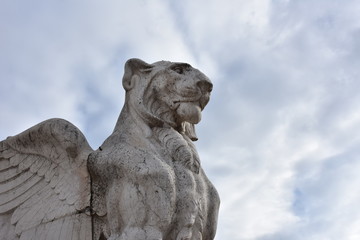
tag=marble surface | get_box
[0,58,219,240]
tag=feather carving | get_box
[0,118,93,240]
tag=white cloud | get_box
[191,0,360,239]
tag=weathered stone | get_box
[0,58,220,240]
[0,118,92,240]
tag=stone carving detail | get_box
[0,58,220,240]
[0,119,92,240]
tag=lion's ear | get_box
[122,58,152,91]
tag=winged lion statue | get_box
[0,58,220,240]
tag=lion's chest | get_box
[149,138,210,237]
[99,137,213,238]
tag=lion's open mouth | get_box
[173,95,208,110]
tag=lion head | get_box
[119,58,213,140]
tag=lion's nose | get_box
[197,78,213,93]
[197,78,212,110]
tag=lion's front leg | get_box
[108,226,163,240]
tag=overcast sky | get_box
[1,0,360,239]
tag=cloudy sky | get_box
[1,0,360,239]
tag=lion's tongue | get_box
[176,103,202,124]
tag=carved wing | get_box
[0,118,93,240]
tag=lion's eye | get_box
[172,66,184,74]
[171,63,192,75]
